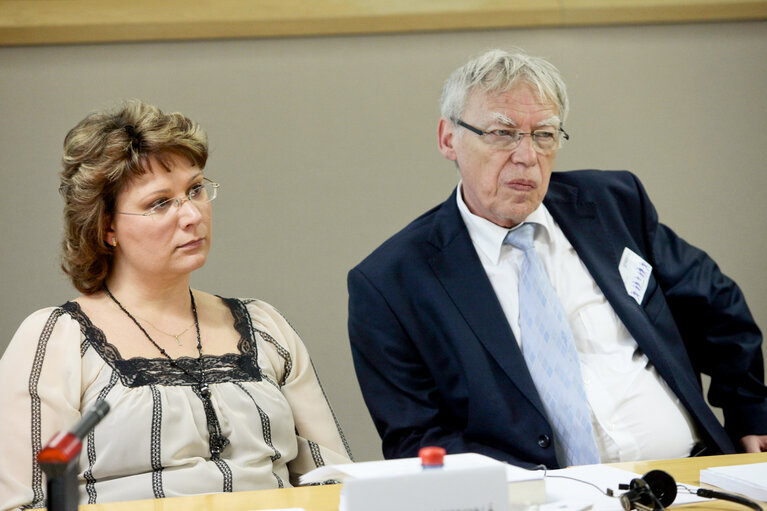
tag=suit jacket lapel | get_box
[544,179,684,389]
[544,180,627,315]
[426,189,547,416]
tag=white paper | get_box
[543,464,705,511]
[507,463,546,483]
[618,247,652,305]
[537,501,593,511]
[700,462,767,501]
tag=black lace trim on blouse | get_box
[60,298,262,388]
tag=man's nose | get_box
[510,134,537,164]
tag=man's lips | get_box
[505,179,537,191]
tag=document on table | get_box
[700,462,767,501]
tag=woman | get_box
[0,100,353,510]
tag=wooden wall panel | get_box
[1,0,766,46]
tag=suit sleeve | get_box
[633,174,767,443]
[348,267,537,466]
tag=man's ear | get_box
[437,117,458,162]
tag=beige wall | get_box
[1,21,765,462]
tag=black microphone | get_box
[37,399,111,466]
[36,400,111,511]
[70,399,110,440]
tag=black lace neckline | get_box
[61,297,262,388]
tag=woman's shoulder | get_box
[237,298,293,331]
[196,290,283,323]
[16,303,81,331]
[2,303,84,364]
[206,293,301,343]
[190,290,288,338]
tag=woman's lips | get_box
[178,238,203,250]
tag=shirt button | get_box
[537,434,551,448]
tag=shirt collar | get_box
[456,181,553,264]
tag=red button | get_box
[419,446,446,467]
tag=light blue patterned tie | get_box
[505,223,599,466]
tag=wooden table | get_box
[83,453,767,511]
[612,452,766,490]
[612,453,767,511]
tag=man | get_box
[347,49,767,468]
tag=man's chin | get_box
[494,204,538,227]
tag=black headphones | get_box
[618,469,763,511]
[618,470,677,511]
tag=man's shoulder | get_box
[551,168,638,188]
[352,192,457,275]
[549,169,645,202]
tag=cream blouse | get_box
[0,297,353,510]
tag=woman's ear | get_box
[104,218,117,247]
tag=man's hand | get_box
[740,435,767,452]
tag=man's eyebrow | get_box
[490,113,561,128]
[491,112,517,126]
[536,116,561,128]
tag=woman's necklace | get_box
[102,284,230,459]
[132,315,195,346]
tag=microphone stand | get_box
[36,400,110,511]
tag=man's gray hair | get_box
[440,49,569,126]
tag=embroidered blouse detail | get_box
[0,297,353,510]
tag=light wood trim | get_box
[1,0,766,46]
[560,0,767,24]
[83,483,343,511]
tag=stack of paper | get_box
[700,462,767,502]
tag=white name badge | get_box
[618,247,652,305]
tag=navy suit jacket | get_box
[348,170,767,468]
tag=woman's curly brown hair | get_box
[59,99,208,294]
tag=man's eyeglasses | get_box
[455,119,569,155]
[115,178,219,219]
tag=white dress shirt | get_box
[456,183,700,462]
